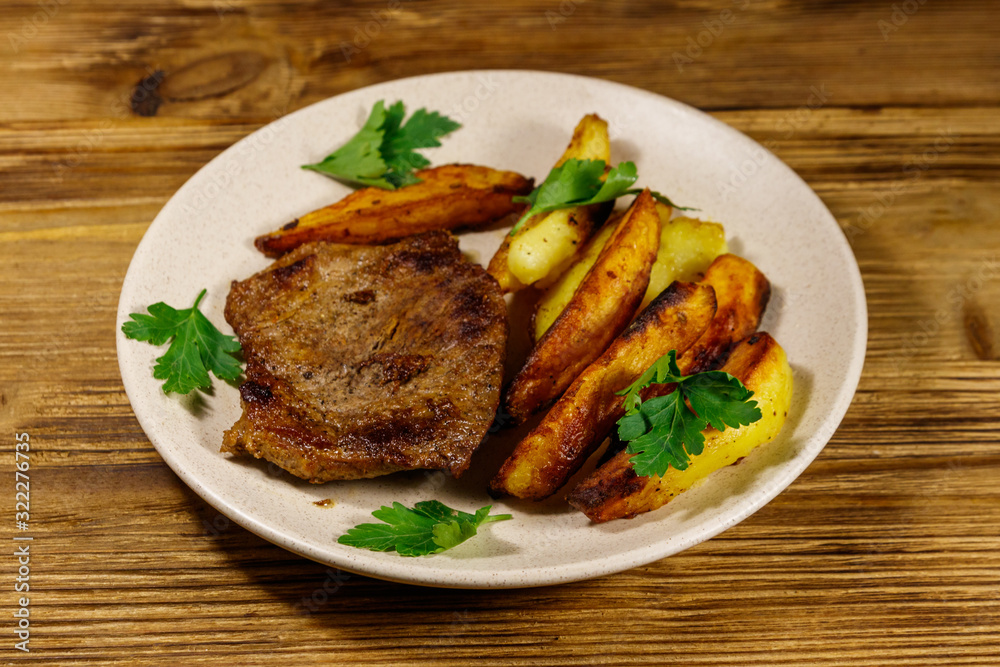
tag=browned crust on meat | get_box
[222,231,508,482]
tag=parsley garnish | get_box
[616,350,762,478]
[303,100,461,190]
[121,289,242,395]
[509,159,693,235]
[338,501,511,557]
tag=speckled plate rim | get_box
[117,70,867,589]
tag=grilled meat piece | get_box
[222,231,508,482]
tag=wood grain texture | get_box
[1,0,999,664]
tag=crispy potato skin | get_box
[486,232,527,293]
[489,281,717,500]
[504,190,661,423]
[567,332,793,522]
[487,114,611,292]
[535,209,727,341]
[678,253,771,375]
[255,164,533,257]
[556,113,611,166]
[595,253,772,464]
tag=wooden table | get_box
[2,1,999,664]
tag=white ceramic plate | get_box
[117,70,866,588]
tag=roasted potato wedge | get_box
[504,189,661,423]
[640,209,728,311]
[255,164,533,257]
[534,208,727,341]
[567,332,793,522]
[597,252,772,464]
[678,253,771,375]
[489,281,717,500]
[532,214,620,341]
[488,114,612,292]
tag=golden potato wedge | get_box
[640,209,728,311]
[507,203,613,286]
[534,208,727,341]
[486,232,527,293]
[595,252,772,466]
[678,253,771,375]
[504,189,661,424]
[488,114,611,292]
[567,332,793,522]
[532,214,620,341]
[556,113,612,165]
[255,164,533,257]
[489,281,717,500]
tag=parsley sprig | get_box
[338,501,511,557]
[303,100,461,190]
[616,350,762,478]
[121,289,242,395]
[509,158,692,235]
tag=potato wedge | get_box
[640,210,728,311]
[489,281,717,500]
[488,114,611,292]
[678,253,771,375]
[532,214,620,341]
[595,252,771,466]
[567,332,793,522]
[504,189,661,424]
[255,164,533,257]
[534,208,727,341]
[486,231,527,293]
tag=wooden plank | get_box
[1,1,999,123]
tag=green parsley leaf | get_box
[338,501,512,557]
[648,190,697,211]
[509,159,696,235]
[122,289,242,395]
[302,100,392,188]
[616,350,762,478]
[684,372,762,432]
[381,104,461,187]
[302,100,461,190]
[510,159,635,235]
[617,349,686,413]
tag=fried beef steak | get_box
[222,231,508,482]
